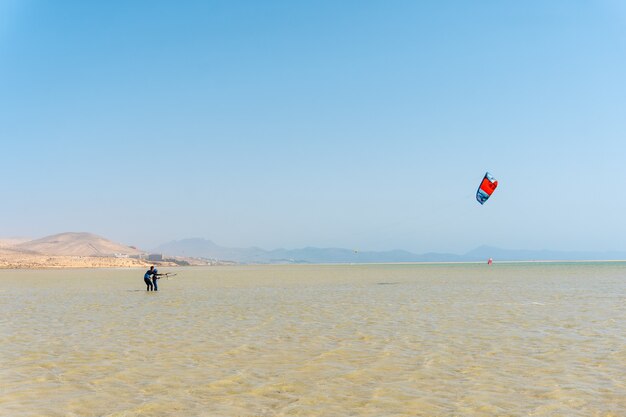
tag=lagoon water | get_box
[1,263,625,416]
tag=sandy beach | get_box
[0,248,150,269]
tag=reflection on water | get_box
[1,263,625,416]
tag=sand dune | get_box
[0,232,150,268]
[14,232,144,257]
[0,232,211,268]
[0,238,32,248]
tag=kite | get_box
[476,172,498,205]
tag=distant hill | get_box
[14,232,144,257]
[153,238,626,264]
[152,238,266,261]
[7,233,625,263]
[0,237,32,248]
[153,238,462,263]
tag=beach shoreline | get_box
[3,255,626,269]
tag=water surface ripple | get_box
[1,263,625,416]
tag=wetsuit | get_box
[152,268,159,291]
[144,270,154,291]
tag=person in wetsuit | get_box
[144,266,155,291]
[152,267,161,291]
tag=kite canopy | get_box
[476,172,498,205]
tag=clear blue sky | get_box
[1,0,626,253]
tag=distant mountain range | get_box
[152,238,626,263]
[3,233,625,264]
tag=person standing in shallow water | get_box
[152,267,162,291]
[144,266,155,291]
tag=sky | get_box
[1,0,626,253]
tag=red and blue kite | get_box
[476,172,498,205]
